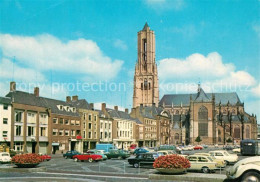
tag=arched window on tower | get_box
[144,79,148,90]
[198,106,208,137]
[141,83,143,90]
[148,82,151,90]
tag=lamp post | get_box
[227,101,233,142]
[180,103,183,145]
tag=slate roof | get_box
[194,88,210,102]
[68,99,92,110]
[106,108,142,124]
[0,97,11,105]
[5,91,80,117]
[160,92,241,107]
[216,114,250,123]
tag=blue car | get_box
[133,148,149,155]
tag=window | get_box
[28,126,35,136]
[83,113,86,120]
[40,127,47,136]
[100,132,103,139]
[101,123,103,129]
[141,83,143,90]
[174,133,179,140]
[53,118,57,124]
[65,119,69,125]
[83,131,86,138]
[71,120,75,125]
[109,132,111,138]
[246,126,250,139]
[59,130,63,136]
[89,123,92,129]
[94,115,97,121]
[198,106,208,136]
[76,120,80,126]
[65,130,69,136]
[76,130,80,135]
[109,123,111,129]
[88,114,92,121]
[144,79,148,90]
[105,132,108,138]
[215,152,223,156]
[59,105,63,110]
[94,132,96,138]
[105,123,107,129]
[2,131,8,137]
[52,129,58,136]
[16,126,22,136]
[15,111,23,122]
[59,118,64,124]
[3,118,8,124]
[83,122,86,129]
[3,104,8,110]
[14,142,23,151]
[234,126,241,139]
[71,130,75,136]
[88,132,92,138]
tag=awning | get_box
[52,142,59,146]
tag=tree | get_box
[226,138,232,143]
[195,136,202,144]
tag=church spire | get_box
[143,22,149,31]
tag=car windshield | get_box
[207,157,213,162]
[224,151,230,156]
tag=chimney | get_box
[66,96,71,102]
[72,95,78,101]
[10,81,16,91]
[90,103,94,110]
[34,87,39,97]
[131,108,136,118]
[114,106,118,111]
[102,103,106,112]
[125,108,129,114]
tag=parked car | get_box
[201,144,208,149]
[232,148,241,154]
[209,150,238,165]
[105,149,130,159]
[40,154,51,161]
[87,150,107,160]
[63,150,81,159]
[158,145,177,152]
[73,153,103,162]
[133,148,149,155]
[157,150,176,156]
[223,145,234,150]
[195,153,226,168]
[226,156,260,181]
[0,152,11,163]
[187,155,217,173]
[96,144,116,153]
[182,145,194,151]
[194,145,203,150]
[128,152,159,168]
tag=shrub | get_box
[12,153,42,164]
[153,154,191,169]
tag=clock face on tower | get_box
[133,23,159,108]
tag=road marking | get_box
[36,172,148,179]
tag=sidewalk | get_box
[149,173,226,182]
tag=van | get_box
[96,144,116,153]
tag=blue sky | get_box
[0,0,259,118]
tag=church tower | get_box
[133,23,159,108]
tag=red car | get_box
[193,145,203,150]
[72,153,102,162]
[40,154,51,161]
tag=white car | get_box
[226,156,260,181]
[0,152,11,163]
[187,155,217,173]
[209,150,238,165]
[232,148,241,154]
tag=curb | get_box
[0,167,46,173]
[149,173,226,182]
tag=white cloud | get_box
[0,33,123,80]
[145,0,185,11]
[114,39,128,50]
[158,52,257,94]
[252,84,260,97]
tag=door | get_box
[32,142,36,153]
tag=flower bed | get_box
[12,153,42,168]
[153,154,190,174]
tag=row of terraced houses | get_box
[0,81,171,154]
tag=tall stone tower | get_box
[133,23,159,108]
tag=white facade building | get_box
[0,97,12,145]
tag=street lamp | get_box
[237,105,244,140]
[218,102,225,145]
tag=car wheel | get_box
[47,159,50,161]
[64,156,68,159]
[74,158,79,162]
[133,163,139,168]
[81,160,84,162]
[201,167,210,173]
[88,158,93,163]
[241,171,260,182]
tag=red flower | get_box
[153,154,191,169]
[11,153,42,164]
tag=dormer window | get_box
[66,106,70,111]
[57,105,63,110]
[72,107,76,113]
